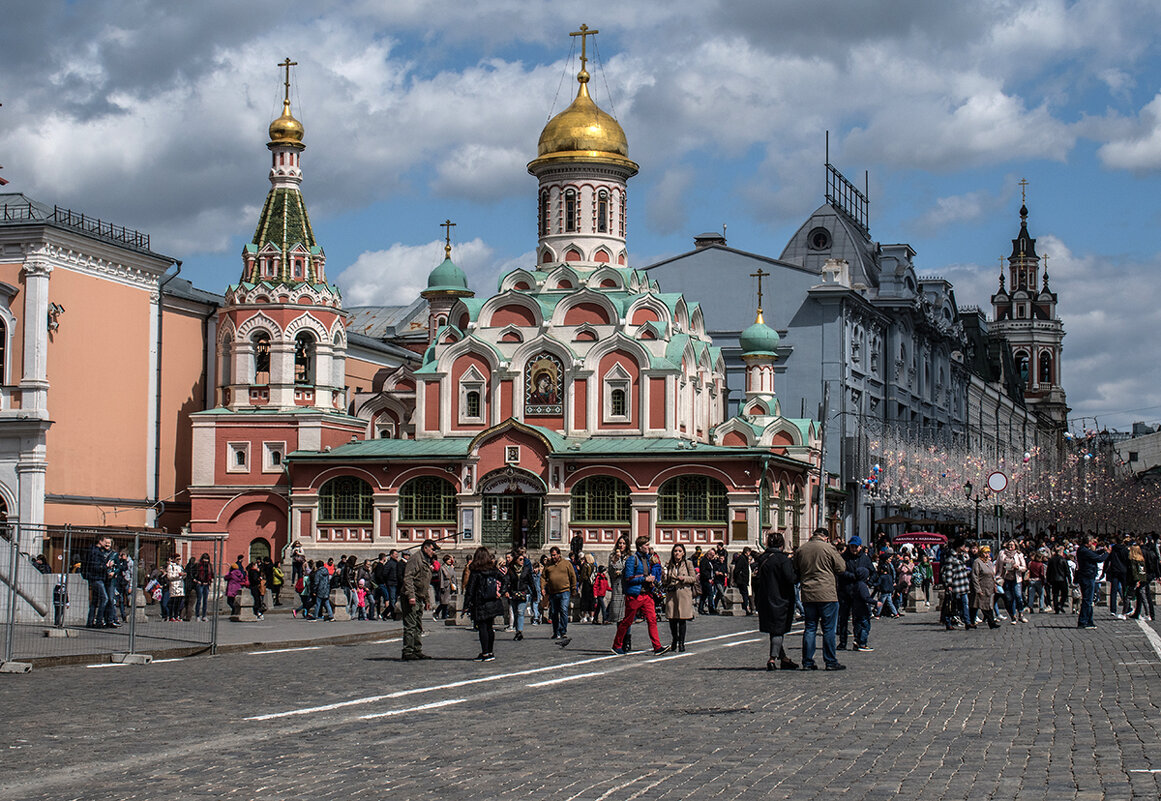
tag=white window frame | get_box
[263,441,287,473]
[458,365,487,425]
[227,441,251,473]
[602,363,633,424]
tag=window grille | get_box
[610,388,626,417]
[597,190,609,233]
[465,390,481,418]
[319,476,374,523]
[571,476,631,523]
[399,476,457,523]
[658,475,728,523]
[565,189,578,233]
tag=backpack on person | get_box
[480,574,502,602]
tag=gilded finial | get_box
[570,24,599,85]
[269,57,304,145]
[998,257,1006,292]
[1018,177,1028,205]
[750,268,769,323]
[440,219,456,259]
[1042,252,1050,290]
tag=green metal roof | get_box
[289,437,471,460]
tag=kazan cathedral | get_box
[189,39,822,561]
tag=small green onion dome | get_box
[739,313,780,357]
[422,256,471,296]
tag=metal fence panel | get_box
[0,524,225,667]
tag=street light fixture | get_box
[963,481,985,540]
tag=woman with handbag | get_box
[664,544,697,652]
[607,536,631,648]
[505,548,532,641]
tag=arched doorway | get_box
[478,468,545,551]
[249,537,271,564]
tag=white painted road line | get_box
[358,698,467,720]
[371,638,402,644]
[85,662,130,669]
[723,637,764,648]
[527,671,607,688]
[1136,618,1161,662]
[247,628,762,721]
[647,651,692,663]
[249,646,321,655]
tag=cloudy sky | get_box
[3,0,1160,431]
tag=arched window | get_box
[565,189,578,233]
[465,390,481,418]
[1039,352,1053,385]
[1014,351,1029,386]
[399,476,457,523]
[251,331,270,385]
[777,484,788,528]
[318,476,373,523]
[294,332,315,385]
[539,190,550,237]
[571,475,631,523]
[657,475,728,523]
[610,387,627,417]
[619,192,626,237]
[597,189,609,233]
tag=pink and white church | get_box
[190,39,824,560]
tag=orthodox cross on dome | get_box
[278,57,298,103]
[440,218,456,258]
[1018,177,1029,204]
[570,24,599,74]
[1042,252,1050,290]
[750,267,769,322]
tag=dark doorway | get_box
[482,494,543,552]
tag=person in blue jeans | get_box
[311,563,334,621]
[1076,536,1110,629]
[505,548,533,641]
[792,528,847,671]
[542,546,576,640]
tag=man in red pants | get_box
[611,535,669,656]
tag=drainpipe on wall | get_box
[153,260,181,528]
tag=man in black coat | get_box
[1107,535,1133,619]
[837,536,874,650]
[754,532,798,670]
[731,548,753,615]
[1045,546,1071,614]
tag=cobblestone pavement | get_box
[3,607,1161,800]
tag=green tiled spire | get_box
[246,187,321,283]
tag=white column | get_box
[19,252,52,415]
[145,290,160,527]
[268,342,295,407]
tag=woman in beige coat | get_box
[971,545,1001,629]
[664,544,697,652]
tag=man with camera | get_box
[611,535,669,656]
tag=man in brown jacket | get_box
[542,546,577,642]
[792,528,846,671]
[401,539,437,661]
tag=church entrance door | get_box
[482,494,544,552]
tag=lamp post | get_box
[963,481,987,541]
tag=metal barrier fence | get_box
[0,524,226,670]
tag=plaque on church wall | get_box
[548,508,562,541]
[461,509,474,541]
[525,352,563,415]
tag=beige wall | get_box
[158,302,211,530]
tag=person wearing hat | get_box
[401,539,438,661]
[837,536,874,651]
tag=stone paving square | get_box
[1,607,1160,800]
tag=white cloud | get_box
[914,190,1002,233]
[336,238,492,306]
[1097,92,1161,172]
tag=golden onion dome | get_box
[530,69,637,173]
[268,99,305,146]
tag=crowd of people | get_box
[75,524,1161,673]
